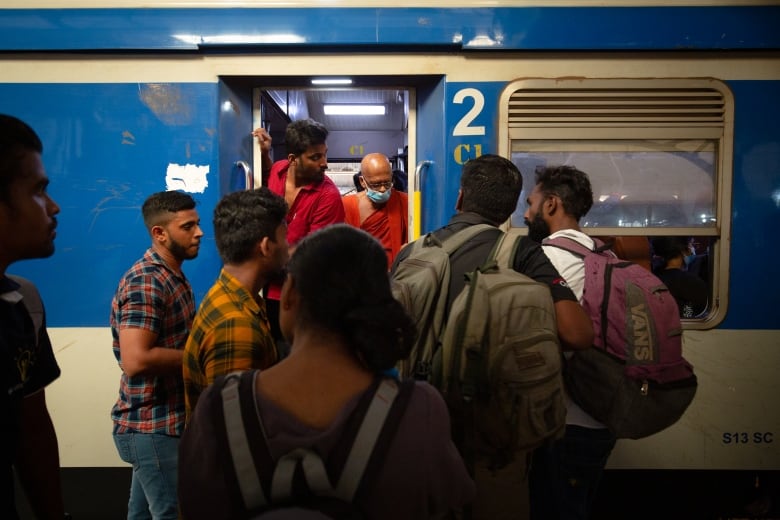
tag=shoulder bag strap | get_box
[337,378,416,501]
[440,223,497,256]
[543,235,594,258]
[220,370,270,512]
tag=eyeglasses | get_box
[361,177,393,191]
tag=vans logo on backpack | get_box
[626,281,659,363]
[630,302,654,362]
[631,305,653,361]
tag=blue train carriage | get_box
[0,1,778,516]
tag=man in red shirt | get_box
[253,120,345,349]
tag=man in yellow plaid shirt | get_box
[183,187,289,421]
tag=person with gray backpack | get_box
[179,225,474,519]
[390,155,594,520]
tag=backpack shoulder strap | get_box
[334,377,415,501]
[543,235,597,258]
[490,231,517,269]
[440,223,496,256]
[401,224,495,263]
[220,370,271,512]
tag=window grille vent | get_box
[507,87,726,127]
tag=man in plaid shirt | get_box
[182,187,289,420]
[110,190,203,520]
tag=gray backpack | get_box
[392,227,565,464]
[391,224,494,380]
[216,371,414,519]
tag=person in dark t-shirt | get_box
[652,236,708,318]
[0,114,65,519]
[391,154,594,519]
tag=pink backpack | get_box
[543,236,697,439]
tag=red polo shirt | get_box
[267,159,345,300]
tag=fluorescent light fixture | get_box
[173,33,305,45]
[311,78,353,85]
[324,104,385,116]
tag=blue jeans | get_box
[529,425,617,520]
[113,433,180,520]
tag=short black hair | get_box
[652,236,690,264]
[285,119,328,156]
[0,114,43,204]
[141,191,197,230]
[534,165,594,221]
[213,187,288,264]
[460,154,523,225]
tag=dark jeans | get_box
[529,425,617,520]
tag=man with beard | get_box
[110,190,203,520]
[182,187,289,421]
[391,154,593,519]
[0,114,66,519]
[524,165,616,520]
[253,120,345,349]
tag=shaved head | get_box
[360,153,392,177]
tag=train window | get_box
[508,140,716,229]
[498,78,734,328]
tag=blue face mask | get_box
[366,187,391,204]
[684,253,695,267]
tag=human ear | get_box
[258,236,271,258]
[151,225,166,243]
[545,195,559,216]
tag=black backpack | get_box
[214,371,414,519]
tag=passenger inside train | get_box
[651,236,709,319]
[342,152,409,269]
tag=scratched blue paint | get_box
[1,83,221,327]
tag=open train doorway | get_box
[218,74,445,239]
[253,85,411,197]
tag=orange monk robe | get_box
[342,190,408,269]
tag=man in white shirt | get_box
[524,165,616,520]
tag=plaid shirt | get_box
[183,268,277,420]
[110,248,195,436]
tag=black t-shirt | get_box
[392,212,577,312]
[0,276,60,518]
[657,268,708,318]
